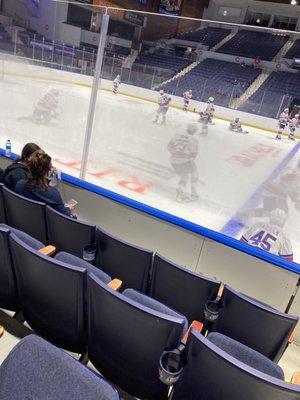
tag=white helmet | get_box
[269,208,287,227]
[117,75,120,79]
[187,123,198,135]
[295,114,299,118]
[159,90,164,94]
[189,89,192,93]
[208,97,214,102]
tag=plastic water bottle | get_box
[49,169,61,187]
[49,171,58,187]
[5,140,12,157]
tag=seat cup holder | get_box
[159,349,184,386]
[204,299,222,322]
[83,244,97,263]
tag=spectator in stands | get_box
[1,143,40,191]
[240,60,246,68]
[15,150,75,217]
[253,56,261,69]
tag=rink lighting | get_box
[291,0,297,5]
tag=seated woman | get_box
[2,143,40,191]
[15,150,74,217]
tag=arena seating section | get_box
[239,71,300,118]
[0,179,299,399]
[177,27,231,49]
[285,39,300,59]
[161,58,261,106]
[134,52,190,74]
[217,30,288,61]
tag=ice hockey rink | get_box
[1,70,300,262]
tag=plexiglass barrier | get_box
[0,0,300,270]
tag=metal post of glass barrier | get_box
[276,94,286,119]
[14,31,17,56]
[79,11,110,181]
[42,37,45,65]
[32,34,36,60]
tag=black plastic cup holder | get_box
[204,299,222,322]
[159,348,184,386]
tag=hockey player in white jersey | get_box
[276,108,289,140]
[167,123,199,202]
[288,114,299,141]
[198,111,209,135]
[240,209,293,261]
[33,89,59,124]
[205,97,215,123]
[113,75,121,94]
[183,90,192,112]
[229,117,248,133]
[158,89,165,104]
[154,94,171,124]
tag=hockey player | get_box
[288,114,299,141]
[183,89,192,112]
[229,117,246,133]
[167,123,199,202]
[113,75,121,95]
[276,108,289,140]
[198,111,209,134]
[240,208,293,261]
[33,89,59,124]
[154,94,171,124]
[158,89,165,104]
[239,165,300,225]
[205,97,215,123]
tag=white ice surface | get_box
[0,73,299,262]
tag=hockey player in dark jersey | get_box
[168,123,200,202]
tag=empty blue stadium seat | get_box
[149,254,220,324]
[88,274,187,399]
[171,330,300,400]
[0,335,120,400]
[208,285,298,362]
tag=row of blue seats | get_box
[1,330,299,400]
[0,184,299,398]
[177,27,230,49]
[1,182,297,361]
[134,53,190,73]
[0,222,298,398]
[217,30,288,61]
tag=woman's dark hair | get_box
[18,143,40,163]
[27,150,52,190]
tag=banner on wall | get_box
[124,12,147,27]
[159,0,182,16]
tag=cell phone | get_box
[66,199,78,207]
